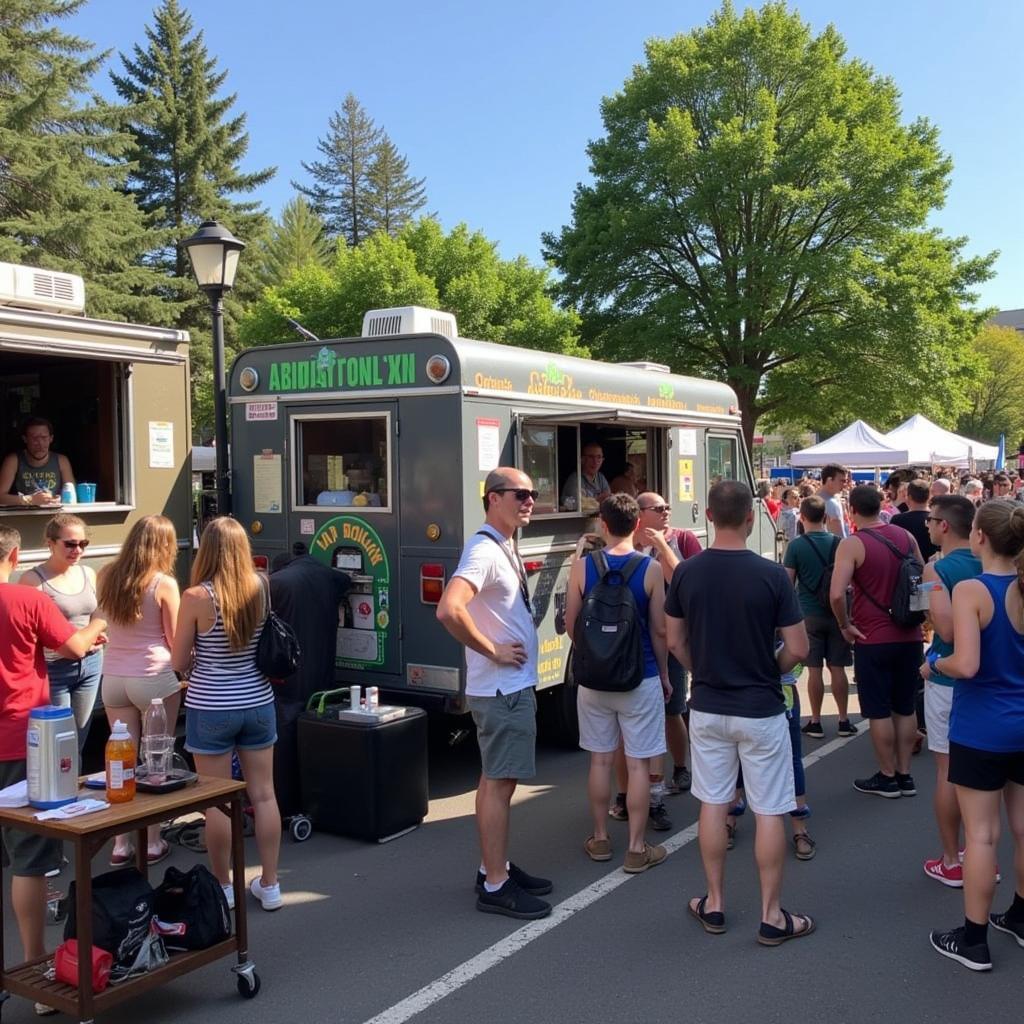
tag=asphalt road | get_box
[4,698,1020,1024]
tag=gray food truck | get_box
[229,306,776,741]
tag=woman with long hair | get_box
[171,517,282,912]
[18,513,102,751]
[97,515,182,866]
[923,499,1024,971]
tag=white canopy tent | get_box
[790,419,911,468]
[882,414,999,467]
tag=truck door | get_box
[288,403,401,683]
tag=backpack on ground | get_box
[796,534,840,616]
[858,528,926,628]
[571,550,646,692]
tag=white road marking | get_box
[362,723,864,1024]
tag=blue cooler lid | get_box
[29,705,75,720]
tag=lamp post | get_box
[180,220,245,516]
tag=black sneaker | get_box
[665,765,692,794]
[836,720,858,737]
[896,772,917,797]
[990,912,1024,948]
[476,877,551,920]
[801,721,825,740]
[648,803,673,831]
[853,771,901,798]
[475,863,552,896]
[608,794,628,821]
[929,927,992,971]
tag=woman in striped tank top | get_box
[172,518,282,912]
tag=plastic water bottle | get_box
[61,482,76,505]
[142,698,170,784]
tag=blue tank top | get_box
[949,573,1024,752]
[583,551,657,679]
[928,548,982,686]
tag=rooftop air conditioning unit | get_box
[0,262,85,315]
[619,360,671,373]
[361,306,458,340]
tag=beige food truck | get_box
[229,306,776,743]
[0,262,193,578]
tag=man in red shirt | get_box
[0,525,106,973]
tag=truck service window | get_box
[707,435,738,486]
[520,424,559,513]
[295,415,389,510]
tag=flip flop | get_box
[688,895,726,934]
[147,840,171,866]
[758,908,816,946]
[109,847,135,867]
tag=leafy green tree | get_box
[542,1,994,448]
[957,324,1024,445]
[110,0,274,437]
[367,135,427,237]
[0,0,169,322]
[255,195,332,289]
[240,218,583,356]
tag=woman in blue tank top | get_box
[923,499,1024,971]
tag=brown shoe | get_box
[623,843,667,874]
[584,836,613,862]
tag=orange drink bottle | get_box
[105,720,136,803]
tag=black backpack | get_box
[859,528,926,628]
[571,550,646,692]
[154,864,231,951]
[796,534,840,616]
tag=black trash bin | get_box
[298,705,428,842]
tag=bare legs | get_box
[806,665,849,724]
[957,786,1002,925]
[587,752,613,845]
[477,776,517,886]
[933,751,961,866]
[11,875,47,960]
[868,712,917,776]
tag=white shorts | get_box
[577,676,667,760]
[924,680,954,754]
[689,709,796,815]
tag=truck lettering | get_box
[341,522,384,567]
[313,524,339,551]
[385,352,415,385]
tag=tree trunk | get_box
[733,384,759,462]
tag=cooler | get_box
[297,707,428,842]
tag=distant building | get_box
[989,309,1024,333]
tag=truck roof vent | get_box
[361,306,457,340]
[0,262,85,315]
[618,360,671,374]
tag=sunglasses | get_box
[59,539,89,550]
[925,516,945,525]
[640,504,671,514]
[492,488,539,502]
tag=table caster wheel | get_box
[236,971,261,998]
[289,815,312,843]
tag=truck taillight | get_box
[253,555,269,571]
[421,563,445,604]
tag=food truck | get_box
[0,262,193,577]
[229,306,775,740]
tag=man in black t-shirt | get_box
[666,481,814,945]
[890,479,937,561]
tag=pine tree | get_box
[293,93,380,246]
[256,195,332,288]
[366,135,427,237]
[0,0,170,322]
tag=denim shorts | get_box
[185,704,277,755]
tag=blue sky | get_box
[68,0,1022,311]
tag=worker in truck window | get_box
[561,441,611,511]
[0,417,74,507]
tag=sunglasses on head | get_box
[640,504,671,514]
[59,539,89,550]
[492,488,539,502]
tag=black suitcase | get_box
[297,699,428,842]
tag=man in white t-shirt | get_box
[437,467,552,920]
[820,463,849,538]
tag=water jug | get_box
[26,707,79,809]
[61,482,76,505]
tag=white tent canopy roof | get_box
[790,419,910,467]
[881,414,999,466]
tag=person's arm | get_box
[54,618,107,660]
[928,580,986,679]
[665,613,691,673]
[156,575,181,650]
[922,562,952,643]
[436,576,526,667]
[57,454,75,486]
[170,587,205,674]
[826,503,844,537]
[562,556,587,642]
[830,537,866,641]
[638,528,680,575]
[644,562,670,699]
[776,620,809,673]
[784,566,797,587]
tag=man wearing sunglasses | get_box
[0,417,74,508]
[437,467,552,920]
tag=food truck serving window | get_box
[293,413,391,511]
[707,435,739,485]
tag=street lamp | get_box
[180,220,245,516]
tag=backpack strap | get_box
[793,534,835,590]
[591,550,645,585]
[856,529,909,614]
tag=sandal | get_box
[758,908,816,946]
[147,840,171,866]
[725,823,737,850]
[109,846,135,867]
[793,832,817,861]
[688,895,726,934]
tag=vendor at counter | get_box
[560,441,611,509]
[0,417,74,507]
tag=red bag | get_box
[54,939,112,992]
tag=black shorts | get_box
[805,615,853,668]
[666,656,688,715]
[948,741,1024,791]
[853,641,923,719]
[0,760,62,877]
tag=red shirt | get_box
[0,584,75,760]
[765,498,782,520]
[851,524,924,645]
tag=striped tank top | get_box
[184,582,273,711]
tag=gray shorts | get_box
[0,760,62,877]
[467,687,537,780]
[666,656,688,715]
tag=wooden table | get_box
[0,776,258,1023]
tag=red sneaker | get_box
[924,857,963,888]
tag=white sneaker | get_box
[35,1002,57,1016]
[249,876,282,911]
[222,883,235,910]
